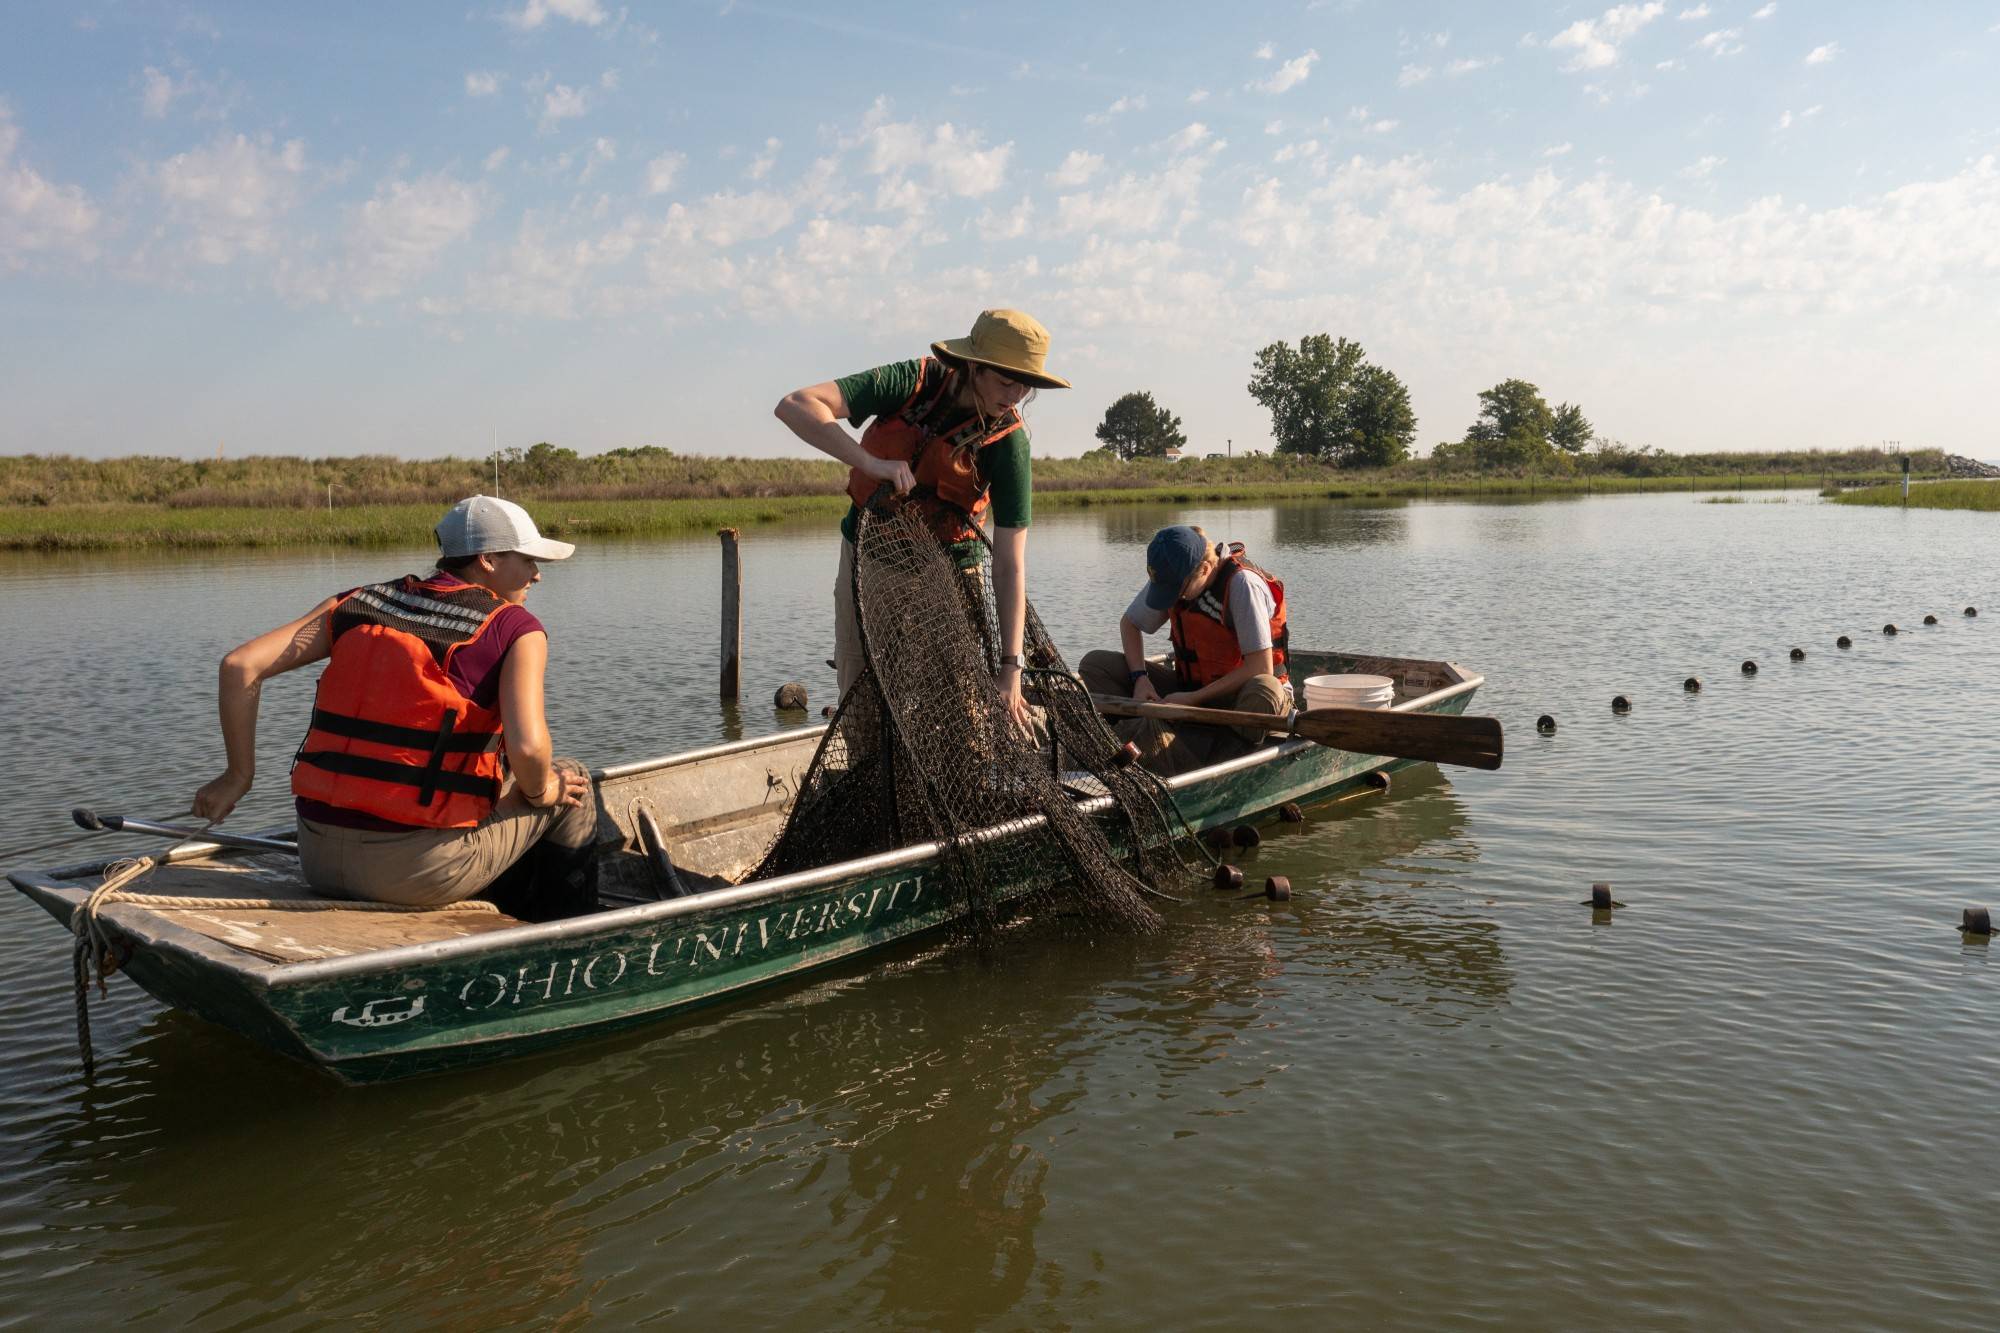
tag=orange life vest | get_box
[844,356,1023,545]
[1168,545,1291,689]
[290,576,512,828]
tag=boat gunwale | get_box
[9,659,1483,991]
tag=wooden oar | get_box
[1090,696,1504,771]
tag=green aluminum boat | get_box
[10,650,1485,1084]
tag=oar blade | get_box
[1292,707,1504,770]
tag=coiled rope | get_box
[69,822,495,1079]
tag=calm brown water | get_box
[3,492,1997,1329]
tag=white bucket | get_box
[1302,673,1396,710]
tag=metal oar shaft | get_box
[71,808,299,855]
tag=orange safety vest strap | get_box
[306,707,505,754]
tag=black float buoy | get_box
[1113,741,1141,769]
[1790,647,1806,661]
[1836,635,1852,649]
[1232,824,1261,849]
[1213,863,1244,891]
[774,682,809,711]
[1265,876,1292,902]
[1883,623,1899,635]
[1741,660,1758,675]
[1924,614,1939,626]
[1611,695,1631,713]
[1581,882,1625,909]
[820,705,835,718]
[1365,770,1392,793]
[1536,714,1557,733]
[1965,607,1978,618]
[1684,677,1702,693]
[1278,802,1305,823]
[1203,826,1234,851]
[1963,907,1992,936]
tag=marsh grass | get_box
[0,446,1922,550]
[1829,480,2000,512]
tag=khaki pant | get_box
[297,758,597,908]
[1078,649,1290,777]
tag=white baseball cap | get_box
[435,495,576,561]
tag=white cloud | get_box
[1775,105,1822,131]
[344,173,487,302]
[151,132,307,265]
[1274,139,1322,164]
[1264,119,1284,135]
[1752,3,1777,18]
[1804,42,1841,65]
[670,189,794,248]
[1254,41,1275,60]
[484,146,511,172]
[1676,4,1708,19]
[1446,56,1499,76]
[542,84,590,129]
[1656,57,1687,70]
[1698,28,1745,56]
[645,150,686,195]
[1398,64,1433,87]
[1048,149,1102,187]
[1187,88,1209,104]
[1252,49,1320,94]
[1055,140,1220,237]
[1679,154,1725,180]
[851,103,1012,204]
[465,71,501,97]
[505,0,606,30]
[1549,3,1665,72]
[0,101,100,268]
[1085,95,1147,125]
[1545,142,1575,156]
[141,66,178,118]
[1165,123,1211,154]
[747,136,781,181]
[976,198,1034,241]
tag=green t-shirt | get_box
[834,358,1032,567]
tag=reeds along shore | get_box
[0,448,1940,551]
[1829,480,2000,512]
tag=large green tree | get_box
[1247,334,1415,467]
[1550,402,1594,453]
[1466,378,1556,447]
[1094,390,1188,461]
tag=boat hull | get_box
[13,651,1482,1083]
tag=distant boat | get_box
[12,649,1485,1085]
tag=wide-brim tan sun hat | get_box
[931,308,1071,389]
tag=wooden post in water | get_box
[718,527,742,701]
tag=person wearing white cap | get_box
[775,308,1071,734]
[190,495,598,920]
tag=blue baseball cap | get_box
[1143,525,1210,610]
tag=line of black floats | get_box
[1529,605,1980,735]
[1538,605,1987,933]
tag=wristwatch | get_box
[1127,667,1148,683]
[999,654,1023,669]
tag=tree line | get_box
[1092,332,1683,473]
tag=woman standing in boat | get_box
[190,495,598,920]
[774,308,1070,734]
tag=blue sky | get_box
[2,1,1996,461]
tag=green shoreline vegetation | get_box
[0,446,1947,551]
[1829,480,2000,512]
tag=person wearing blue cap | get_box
[1078,525,1292,774]
[189,495,598,921]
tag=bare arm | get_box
[192,597,339,821]
[774,379,915,494]
[495,630,568,807]
[1119,613,1162,703]
[990,525,1032,734]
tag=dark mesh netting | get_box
[755,502,1208,934]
